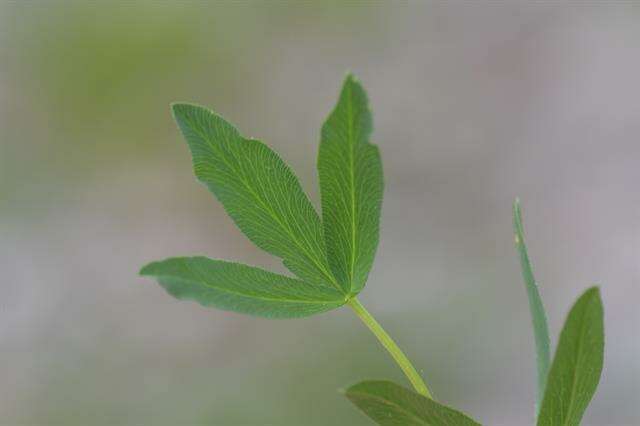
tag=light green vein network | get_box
[172,103,340,291]
[140,257,346,318]
[142,76,432,400]
[318,74,383,295]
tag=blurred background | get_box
[1,2,638,425]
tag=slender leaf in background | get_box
[140,257,346,318]
[537,287,604,426]
[172,103,340,291]
[513,199,551,413]
[345,381,482,426]
[318,74,383,295]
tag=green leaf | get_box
[537,287,604,426]
[345,381,481,426]
[172,103,340,292]
[140,257,346,318]
[318,74,383,295]
[513,199,551,413]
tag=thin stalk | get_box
[348,297,433,399]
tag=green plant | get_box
[140,75,604,425]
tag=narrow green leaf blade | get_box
[345,381,482,426]
[140,257,346,318]
[172,103,340,291]
[513,199,551,412]
[537,287,604,426]
[318,74,383,295]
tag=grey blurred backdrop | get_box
[1,2,638,425]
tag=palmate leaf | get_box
[345,381,481,426]
[318,74,383,295]
[172,103,341,291]
[513,199,551,413]
[537,287,604,426]
[140,257,346,318]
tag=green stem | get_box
[348,297,433,399]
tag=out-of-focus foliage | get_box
[346,381,481,425]
[513,200,551,413]
[537,288,604,426]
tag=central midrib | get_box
[345,82,358,290]
[177,260,344,305]
[561,299,592,425]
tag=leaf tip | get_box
[513,197,522,220]
[582,286,603,305]
[139,262,156,277]
[343,71,365,92]
[170,102,190,119]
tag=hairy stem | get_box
[348,297,433,398]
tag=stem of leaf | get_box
[347,297,433,399]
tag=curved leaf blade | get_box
[537,287,604,426]
[140,257,346,318]
[345,381,482,426]
[318,74,383,295]
[513,199,551,413]
[172,103,340,291]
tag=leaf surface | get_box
[513,199,552,413]
[318,74,383,295]
[172,103,340,291]
[537,287,604,426]
[140,257,346,318]
[345,381,482,426]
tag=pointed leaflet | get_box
[513,199,551,413]
[537,287,604,426]
[318,75,383,295]
[140,257,345,318]
[172,103,340,291]
[345,381,482,426]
